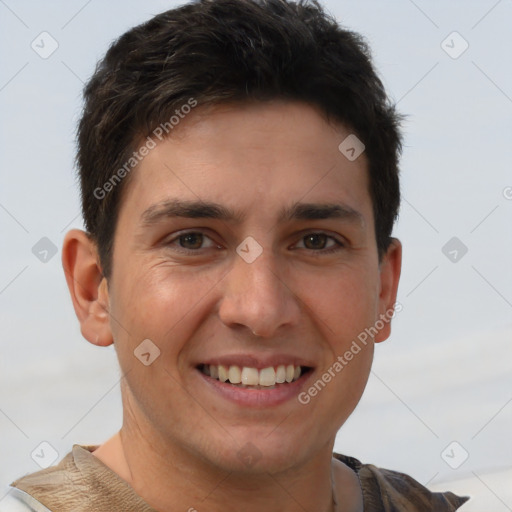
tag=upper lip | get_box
[197,354,315,370]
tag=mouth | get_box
[197,363,313,389]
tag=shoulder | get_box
[6,445,100,512]
[333,452,470,512]
[7,444,156,512]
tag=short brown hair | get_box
[77,0,402,278]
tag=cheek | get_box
[109,264,225,355]
[296,263,380,340]
[313,267,378,414]
[108,267,213,421]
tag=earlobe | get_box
[374,238,402,343]
[62,229,113,347]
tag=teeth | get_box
[276,365,286,383]
[241,367,259,385]
[259,367,276,386]
[201,364,304,386]
[228,366,242,384]
[285,364,294,383]
[218,365,228,382]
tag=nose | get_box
[218,248,301,339]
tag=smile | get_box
[198,363,311,388]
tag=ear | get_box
[374,238,402,343]
[62,229,113,347]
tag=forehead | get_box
[120,101,372,227]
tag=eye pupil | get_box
[304,233,327,249]
[180,233,203,249]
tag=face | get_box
[102,101,400,474]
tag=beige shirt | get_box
[9,445,469,511]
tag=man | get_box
[4,0,469,510]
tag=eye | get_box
[166,231,221,253]
[164,230,344,256]
[294,232,344,254]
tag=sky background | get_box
[1,0,511,510]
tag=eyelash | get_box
[165,230,345,256]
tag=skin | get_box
[62,100,401,512]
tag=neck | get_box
[91,386,363,512]
[93,427,338,512]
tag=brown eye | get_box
[178,232,204,249]
[294,232,344,255]
[166,230,221,254]
[303,233,328,250]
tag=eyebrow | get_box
[140,199,364,226]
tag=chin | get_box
[208,431,312,476]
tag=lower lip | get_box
[196,368,313,407]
